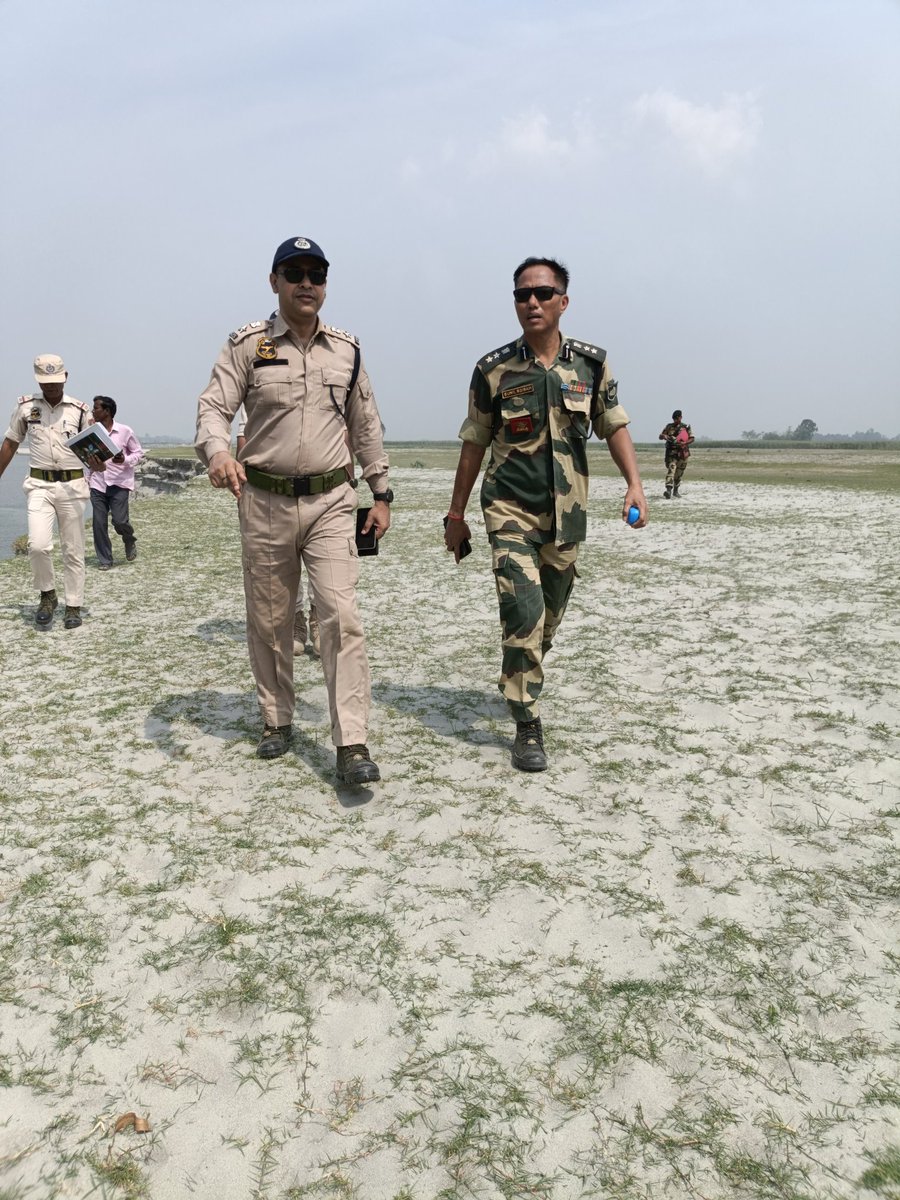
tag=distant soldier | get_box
[659,409,694,498]
[444,256,647,772]
[0,354,90,629]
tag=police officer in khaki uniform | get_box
[195,237,392,784]
[0,354,91,630]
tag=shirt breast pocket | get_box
[560,389,590,440]
[499,394,541,443]
[251,366,293,407]
[321,367,350,416]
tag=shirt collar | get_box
[271,311,324,343]
[518,332,565,363]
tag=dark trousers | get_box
[90,486,135,565]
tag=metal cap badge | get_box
[34,354,66,384]
[271,237,329,272]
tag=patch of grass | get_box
[859,1145,900,1196]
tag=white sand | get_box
[0,462,898,1198]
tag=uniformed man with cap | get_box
[195,237,392,784]
[0,354,91,630]
[659,409,694,498]
[444,256,648,771]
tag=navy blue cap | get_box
[271,237,329,272]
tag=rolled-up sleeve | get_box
[590,360,631,441]
[195,341,249,466]
[458,366,493,447]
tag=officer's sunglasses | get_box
[513,286,565,303]
[279,266,328,285]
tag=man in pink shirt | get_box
[84,396,144,569]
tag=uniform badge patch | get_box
[507,415,534,435]
[255,337,278,360]
[29,406,41,422]
[500,384,534,400]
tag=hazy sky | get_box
[2,0,898,442]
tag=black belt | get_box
[30,468,84,482]
[245,464,354,497]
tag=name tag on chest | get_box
[501,383,535,400]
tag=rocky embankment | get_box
[137,455,207,495]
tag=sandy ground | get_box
[0,465,898,1199]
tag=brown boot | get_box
[336,744,380,785]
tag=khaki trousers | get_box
[24,476,89,605]
[239,480,369,744]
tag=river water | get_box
[0,454,30,561]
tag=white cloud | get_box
[473,110,595,169]
[633,90,761,176]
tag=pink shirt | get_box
[85,421,144,492]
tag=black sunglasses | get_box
[513,286,564,303]
[279,266,328,285]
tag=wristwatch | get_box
[372,489,394,504]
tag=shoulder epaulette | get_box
[229,320,267,345]
[478,342,518,371]
[566,339,606,364]
[324,325,360,347]
[17,395,34,405]
[69,398,89,412]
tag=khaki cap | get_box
[34,354,66,384]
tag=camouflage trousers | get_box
[665,455,688,489]
[490,533,579,723]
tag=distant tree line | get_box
[740,420,898,443]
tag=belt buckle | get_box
[292,476,310,497]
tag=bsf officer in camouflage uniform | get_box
[195,237,391,784]
[0,354,91,630]
[444,257,647,771]
[659,409,694,498]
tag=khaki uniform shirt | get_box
[459,333,630,544]
[195,314,388,490]
[5,393,89,472]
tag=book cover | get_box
[65,423,120,465]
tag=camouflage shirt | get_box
[459,333,630,544]
[661,421,692,462]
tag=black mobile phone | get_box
[443,515,472,560]
[355,507,379,556]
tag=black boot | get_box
[663,488,672,499]
[63,606,82,630]
[35,590,58,630]
[256,724,293,759]
[673,485,681,498]
[336,744,381,785]
[512,718,547,772]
